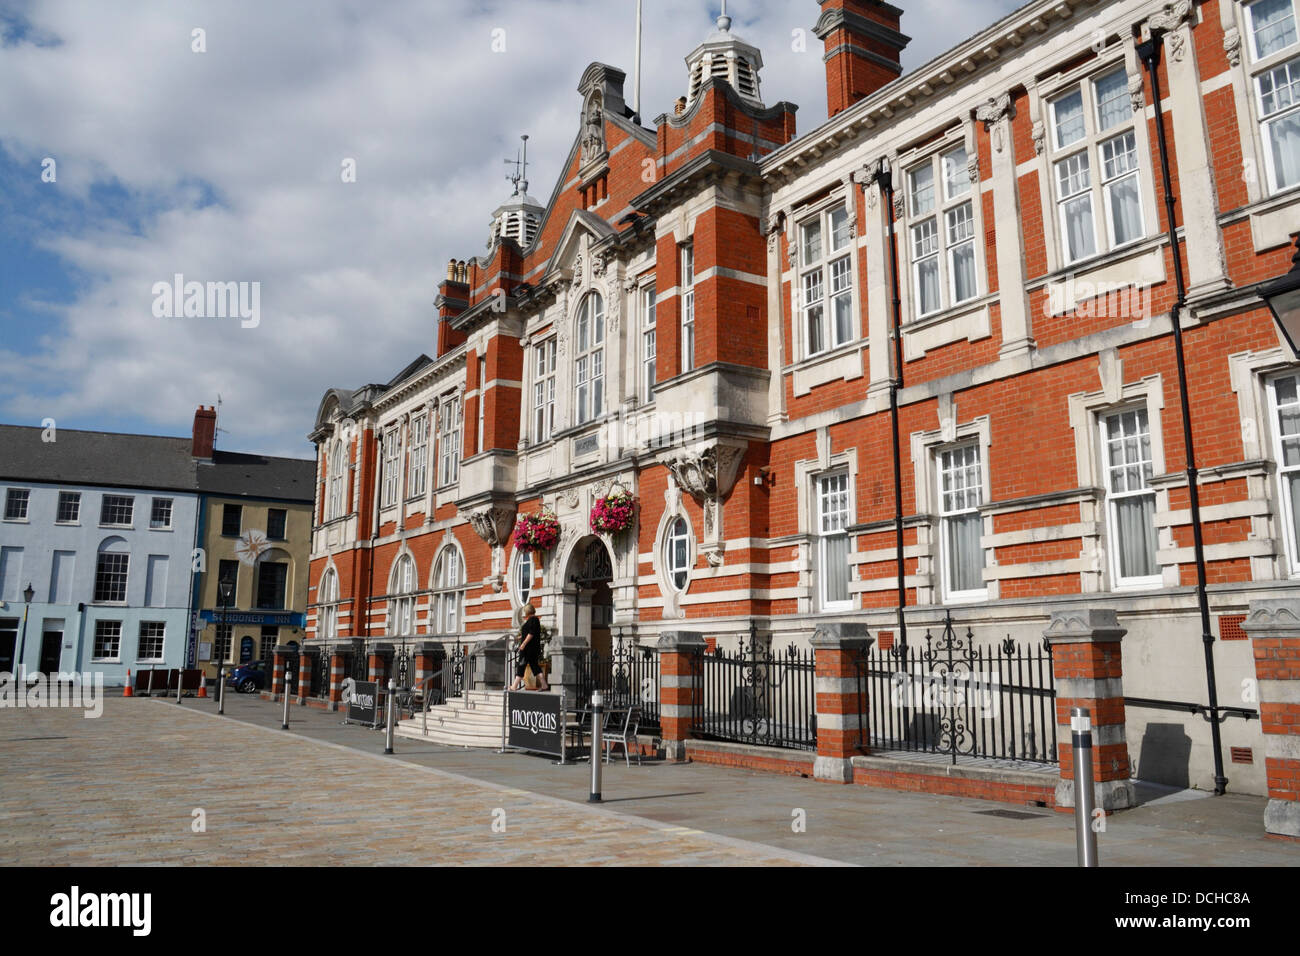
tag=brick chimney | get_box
[814,0,910,118]
[192,405,217,459]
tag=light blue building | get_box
[0,426,202,685]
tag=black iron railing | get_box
[855,611,1057,765]
[693,628,817,752]
[576,637,660,732]
[308,651,330,699]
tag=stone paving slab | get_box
[0,697,836,867]
[2,695,1296,867]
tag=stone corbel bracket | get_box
[467,504,517,589]
[660,441,747,566]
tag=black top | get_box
[519,616,542,660]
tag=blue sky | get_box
[0,0,1022,459]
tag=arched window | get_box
[317,569,339,640]
[664,517,691,592]
[327,441,347,519]
[574,292,605,425]
[94,536,130,604]
[431,547,464,635]
[389,555,417,636]
[515,549,533,607]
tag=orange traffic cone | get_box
[197,673,208,699]
[123,669,134,697]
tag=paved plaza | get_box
[0,695,1296,867]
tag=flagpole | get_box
[632,0,643,121]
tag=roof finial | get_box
[717,0,731,32]
[504,134,530,196]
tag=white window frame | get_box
[1099,406,1162,589]
[94,551,130,604]
[664,516,691,592]
[514,549,534,607]
[574,292,606,426]
[1046,63,1147,265]
[816,471,852,611]
[3,488,29,521]
[92,620,122,662]
[408,413,429,498]
[136,621,166,662]
[906,146,978,319]
[149,497,173,530]
[56,491,81,524]
[533,338,557,443]
[641,283,657,404]
[936,443,987,601]
[317,568,339,640]
[389,554,417,636]
[476,356,488,453]
[680,245,696,373]
[1267,370,1300,574]
[438,394,462,487]
[381,427,401,507]
[1244,0,1300,195]
[100,494,134,527]
[327,440,347,519]
[798,204,855,356]
[431,546,464,635]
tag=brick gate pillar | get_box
[812,622,874,783]
[271,647,289,698]
[659,631,705,762]
[329,650,346,708]
[413,641,444,692]
[548,634,589,702]
[297,649,315,703]
[1241,599,1300,840]
[1043,609,1135,812]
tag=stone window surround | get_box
[1226,0,1300,203]
[793,444,859,614]
[910,412,994,604]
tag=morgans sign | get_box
[506,691,564,758]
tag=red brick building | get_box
[305,0,1300,798]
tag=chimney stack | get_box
[192,405,217,459]
[814,0,909,118]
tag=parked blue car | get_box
[226,660,268,694]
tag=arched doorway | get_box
[565,536,614,656]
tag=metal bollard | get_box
[385,678,396,754]
[1072,706,1099,867]
[281,666,293,730]
[589,690,603,803]
[217,664,225,715]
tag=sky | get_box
[0,0,1025,459]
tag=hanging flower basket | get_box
[513,510,560,553]
[590,491,637,535]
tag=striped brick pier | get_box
[659,630,706,762]
[271,647,289,698]
[1043,609,1135,812]
[328,651,346,707]
[811,622,873,783]
[1242,599,1300,840]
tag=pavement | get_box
[0,693,1296,867]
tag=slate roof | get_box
[0,424,315,503]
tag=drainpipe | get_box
[867,159,909,650]
[1137,32,1227,796]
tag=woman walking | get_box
[508,603,549,691]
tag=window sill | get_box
[904,291,995,336]
[943,589,990,604]
[100,524,135,531]
[2,517,29,524]
[1112,578,1163,593]
[91,658,121,664]
[785,339,862,376]
[92,601,128,607]
[1038,234,1163,288]
[148,526,173,532]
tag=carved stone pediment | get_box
[662,442,746,503]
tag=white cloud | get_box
[0,0,1022,457]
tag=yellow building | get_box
[189,407,316,683]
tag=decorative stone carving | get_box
[593,252,609,278]
[581,93,605,164]
[1223,26,1242,67]
[663,444,746,503]
[561,488,580,509]
[975,93,1015,153]
[1148,0,1192,61]
[892,194,905,220]
[762,214,783,254]
[467,505,516,548]
[1031,120,1045,155]
[785,222,799,270]
[570,252,583,288]
[967,153,980,183]
[1127,73,1145,113]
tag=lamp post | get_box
[1262,235,1300,357]
[17,582,34,684]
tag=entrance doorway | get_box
[0,619,16,674]
[39,630,62,673]
[566,537,614,656]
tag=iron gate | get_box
[308,650,329,699]
[855,611,1057,764]
[576,636,660,732]
[693,627,816,751]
